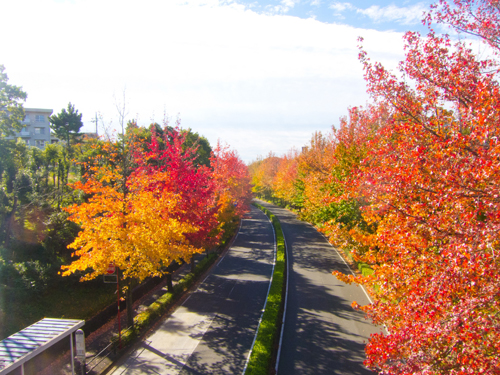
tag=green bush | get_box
[0,259,58,297]
[358,262,374,277]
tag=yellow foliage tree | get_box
[62,142,202,327]
[61,170,200,281]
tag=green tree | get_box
[125,121,212,167]
[0,65,27,138]
[182,129,212,167]
[48,103,83,154]
[43,143,61,187]
[0,139,31,248]
[48,103,83,185]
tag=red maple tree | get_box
[134,126,221,251]
[331,1,500,373]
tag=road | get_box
[109,205,275,375]
[256,200,382,375]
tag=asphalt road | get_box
[255,200,382,375]
[109,205,275,375]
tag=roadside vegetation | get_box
[249,1,500,373]
[119,252,219,347]
[245,202,285,375]
[0,66,252,339]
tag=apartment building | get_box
[6,108,57,149]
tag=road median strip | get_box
[245,202,286,375]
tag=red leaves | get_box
[349,2,500,372]
[249,1,500,373]
[63,125,252,282]
[134,127,220,249]
[210,140,252,219]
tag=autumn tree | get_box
[249,152,280,199]
[293,131,337,224]
[62,139,202,327]
[272,148,300,208]
[211,140,252,236]
[245,2,500,371]
[136,126,220,251]
[329,1,500,373]
[319,105,384,259]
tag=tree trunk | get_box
[190,257,195,273]
[125,280,135,329]
[19,207,25,239]
[166,273,173,292]
[57,164,61,190]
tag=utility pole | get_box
[90,112,99,136]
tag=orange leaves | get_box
[249,152,281,200]
[62,162,201,282]
[211,140,252,220]
[349,3,500,371]
[248,1,500,372]
[272,149,300,204]
[62,128,252,284]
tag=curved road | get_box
[256,200,382,375]
[109,205,275,375]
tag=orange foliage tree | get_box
[320,105,385,258]
[211,140,252,235]
[249,152,281,200]
[294,131,336,223]
[272,148,300,207]
[62,139,202,327]
[248,1,500,372]
[62,125,253,328]
[329,1,500,372]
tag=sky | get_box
[1,0,435,163]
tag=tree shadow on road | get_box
[279,271,376,375]
[255,201,379,375]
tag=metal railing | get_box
[85,325,134,374]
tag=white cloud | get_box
[0,0,405,162]
[329,2,354,13]
[266,0,301,14]
[357,4,428,25]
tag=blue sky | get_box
[1,0,436,163]
[235,0,431,32]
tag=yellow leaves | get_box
[62,166,202,282]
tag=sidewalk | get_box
[104,205,274,375]
[40,253,209,375]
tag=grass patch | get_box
[245,202,286,375]
[341,248,374,278]
[0,278,116,340]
